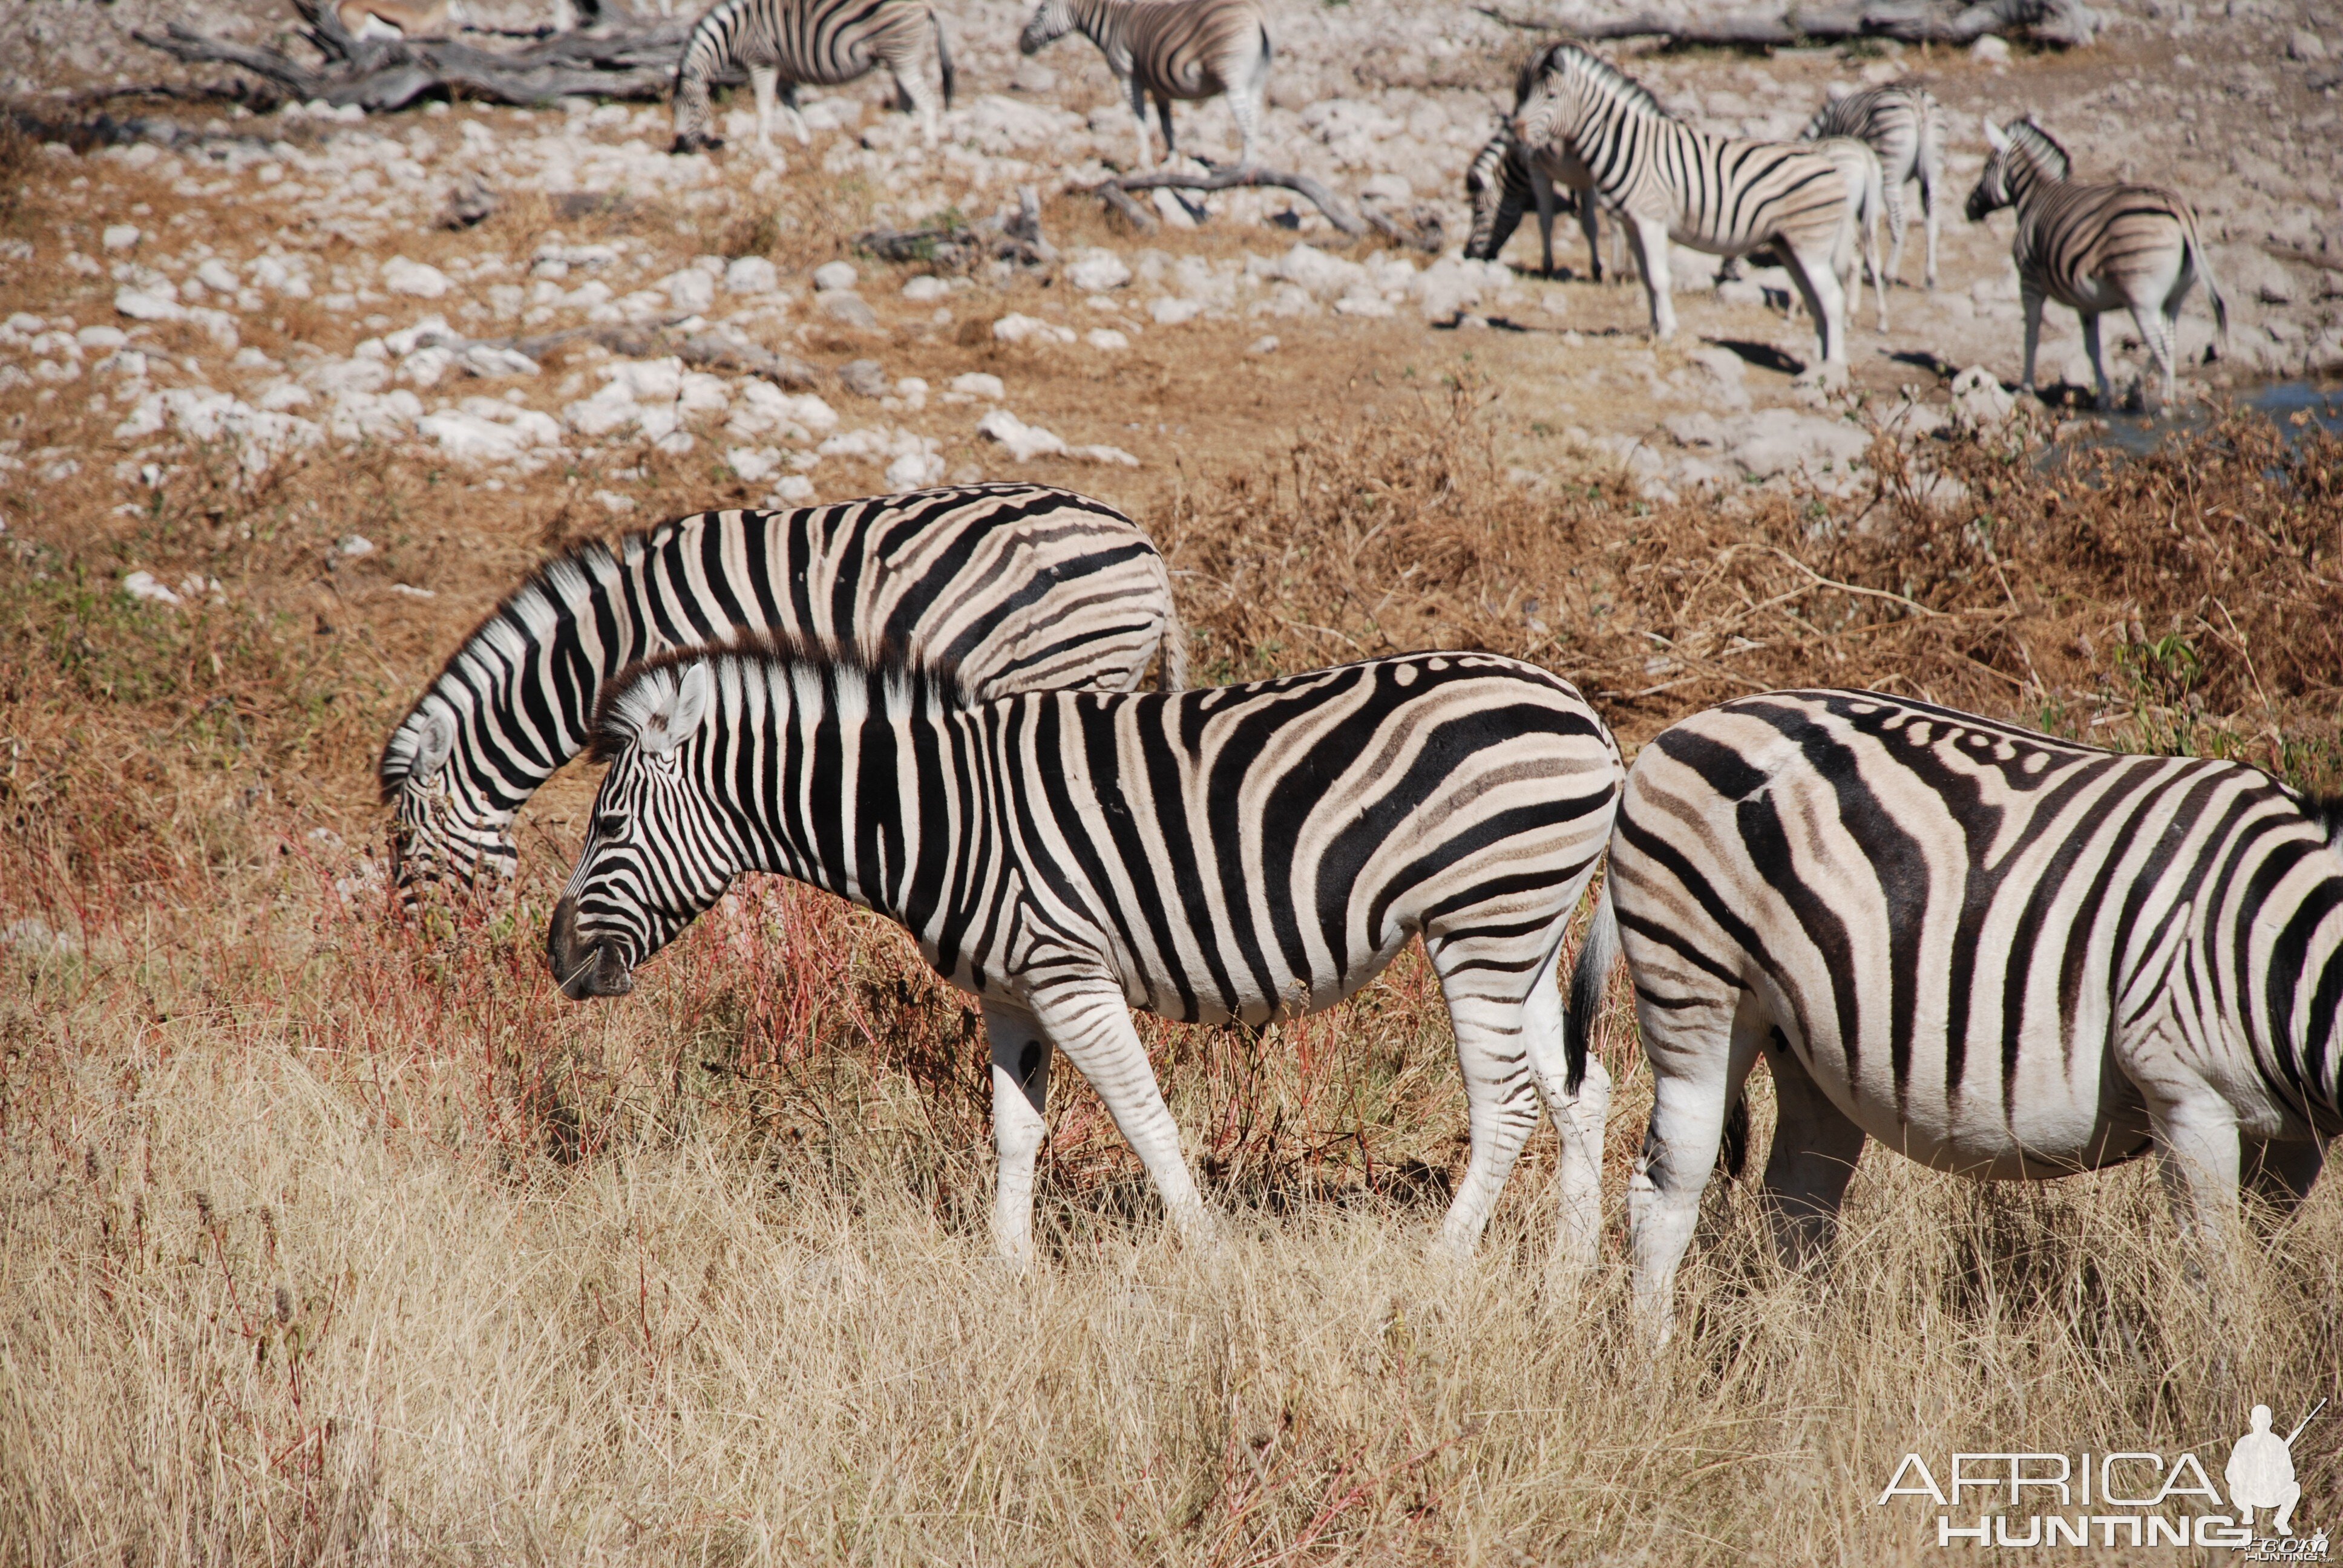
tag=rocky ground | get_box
[1,0,2339,582]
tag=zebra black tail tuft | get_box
[1719,1091,1750,1181]
[1564,881,1619,1097]
[935,13,956,110]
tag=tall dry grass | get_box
[5,334,2343,1558]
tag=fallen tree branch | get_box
[1361,201,1443,255]
[1096,165,1368,238]
[133,0,714,112]
[1472,0,2099,48]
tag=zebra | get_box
[378,483,1184,892]
[1565,690,2341,1342]
[1966,115,2229,411]
[1511,42,1852,370]
[1461,126,1608,281]
[548,642,1625,1270]
[1018,0,1273,172]
[1725,135,1890,335]
[670,0,955,157]
[1802,83,1945,290]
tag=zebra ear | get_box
[638,662,714,757]
[1982,116,2008,152]
[412,707,456,781]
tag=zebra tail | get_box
[1564,880,1619,1096]
[1155,611,1190,691]
[934,12,956,111]
[2191,221,2229,350]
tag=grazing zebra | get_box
[1966,116,2229,410]
[1018,0,1273,172]
[1511,42,1851,370]
[379,484,1184,890]
[1567,690,2340,1342]
[1803,83,1945,289]
[1462,126,1607,281]
[549,644,1625,1269]
[670,0,955,156]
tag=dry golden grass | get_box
[6,128,2343,1562]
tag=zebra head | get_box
[379,701,516,893]
[549,659,735,1001]
[670,76,722,154]
[1967,116,2070,222]
[1018,0,1075,56]
[1461,131,1521,262]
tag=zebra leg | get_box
[1881,176,1909,289]
[2080,310,2112,410]
[2019,286,2045,395]
[1024,979,1217,1247]
[1757,1033,1865,1270]
[749,64,779,155]
[984,998,1054,1270]
[1518,951,1612,1278]
[2135,304,2178,411]
[1919,163,1939,290]
[1427,938,1561,1260]
[1126,74,1152,169]
[1154,93,1177,165]
[2141,1076,2245,1263]
[1222,74,1266,171]
[1624,215,1674,341]
[1780,246,1848,370]
[780,82,811,147]
[2242,1135,2325,1217]
[1570,185,1598,283]
[1628,986,1765,1344]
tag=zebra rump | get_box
[1802,82,1944,289]
[551,640,1624,1266]
[1018,0,1273,169]
[1577,688,2340,1338]
[378,483,1183,890]
[671,0,954,154]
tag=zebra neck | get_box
[1069,0,1133,64]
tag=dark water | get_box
[2049,379,2343,462]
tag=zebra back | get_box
[1609,690,2343,1142]
[673,0,948,148]
[566,644,1624,1025]
[1802,83,1939,189]
[379,484,1182,887]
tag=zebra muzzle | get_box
[546,896,635,1001]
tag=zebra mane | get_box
[587,632,971,763]
[2002,116,2071,179]
[1521,41,1668,118]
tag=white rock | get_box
[195,259,240,295]
[305,357,391,396]
[382,256,452,298]
[886,450,946,489]
[77,325,128,351]
[992,313,1078,345]
[724,255,779,295]
[459,344,540,377]
[902,276,951,302]
[815,292,880,330]
[950,371,1005,400]
[727,446,785,483]
[1970,34,2010,62]
[978,408,1069,460]
[1949,365,2017,431]
[663,269,716,315]
[114,289,185,322]
[1247,335,1279,354]
[1086,328,1130,351]
[338,534,375,557]
[1067,249,1133,292]
[1334,292,1396,318]
[768,475,816,503]
[122,569,182,604]
[565,385,643,437]
[2288,28,2326,60]
[399,345,459,388]
[1149,297,1205,326]
[813,261,859,291]
[1274,243,1371,300]
[102,224,140,252]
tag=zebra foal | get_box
[1570,690,2339,1342]
[1462,125,1607,281]
[548,645,1624,1269]
[379,483,1183,891]
[1018,0,1273,172]
[1511,43,1852,370]
[1803,83,1944,289]
[1966,115,2228,410]
[670,0,954,155]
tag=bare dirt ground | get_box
[4,0,2343,1561]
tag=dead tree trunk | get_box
[1472,0,2100,49]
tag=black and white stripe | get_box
[1511,42,1852,367]
[1462,126,1607,281]
[1569,690,2340,1338]
[670,0,954,155]
[1018,0,1273,171]
[1966,115,2229,409]
[549,645,1624,1267]
[1803,82,1944,289]
[379,484,1183,890]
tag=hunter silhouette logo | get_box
[1876,1399,2328,1553]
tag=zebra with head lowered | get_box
[1966,115,2228,410]
[1461,125,1607,281]
[548,643,1625,1270]
[1511,42,1852,370]
[1018,0,1272,172]
[670,0,954,156]
[1568,690,2341,1342]
[1803,82,1945,290]
[379,483,1184,892]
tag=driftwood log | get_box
[1473,0,2100,49]
[1090,166,1370,238]
[133,0,712,112]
